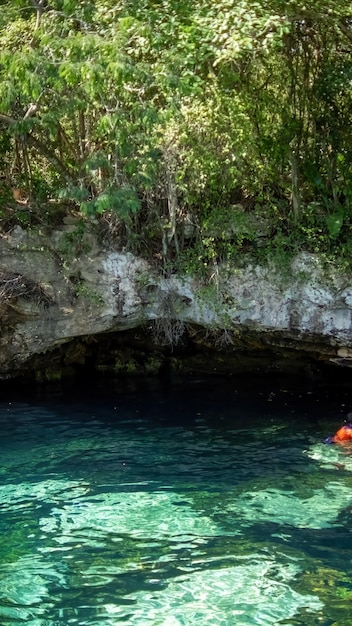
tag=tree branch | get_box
[339,19,352,43]
[0,112,75,183]
[29,0,49,30]
[26,135,75,183]
[0,113,17,126]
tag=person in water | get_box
[324,412,352,444]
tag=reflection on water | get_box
[1,375,352,625]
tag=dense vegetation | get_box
[1,0,352,270]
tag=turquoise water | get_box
[1,375,352,625]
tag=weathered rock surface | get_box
[1,225,352,379]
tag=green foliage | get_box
[74,282,104,305]
[57,221,91,259]
[81,186,141,218]
[0,0,352,268]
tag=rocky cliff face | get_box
[1,224,352,380]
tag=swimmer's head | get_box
[345,412,352,423]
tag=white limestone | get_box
[1,227,352,376]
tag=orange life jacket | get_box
[332,425,352,443]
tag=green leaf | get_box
[326,210,344,239]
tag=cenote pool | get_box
[1,373,352,625]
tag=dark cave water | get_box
[1,373,352,625]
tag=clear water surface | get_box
[1,374,352,625]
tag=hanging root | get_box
[150,287,187,348]
[0,270,53,307]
